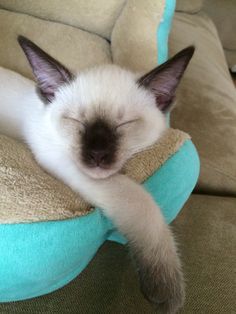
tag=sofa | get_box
[0,0,235,313]
[203,0,236,71]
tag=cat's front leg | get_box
[134,224,185,314]
[79,174,185,313]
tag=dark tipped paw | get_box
[139,265,185,314]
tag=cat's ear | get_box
[18,35,74,103]
[137,46,195,113]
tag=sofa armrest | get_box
[169,11,236,196]
[203,0,236,68]
[176,0,204,14]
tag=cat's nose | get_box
[89,150,108,166]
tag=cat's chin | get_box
[81,166,119,180]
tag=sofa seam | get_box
[202,158,236,182]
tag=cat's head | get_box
[18,36,194,179]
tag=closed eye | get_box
[63,116,86,127]
[115,118,140,130]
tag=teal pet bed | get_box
[0,128,199,302]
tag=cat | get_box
[0,36,194,313]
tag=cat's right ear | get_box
[18,35,74,103]
[137,46,194,113]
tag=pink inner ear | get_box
[150,74,179,111]
[18,36,74,103]
[36,66,64,92]
[28,50,72,102]
[155,94,174,113]
[137,46,194,112]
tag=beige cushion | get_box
[176,0,203,13]
[0,0,167,77]
[169,12,236,196]
[0,9,111,79]
[111,0,165,72]
[0,129,189,223]
[0,0,126,39]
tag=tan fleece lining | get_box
[0,128,189,224]
[123,128,190,182]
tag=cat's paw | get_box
[138,259,185,314]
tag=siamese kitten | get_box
[0,36,194,313]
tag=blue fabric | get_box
[108,140,200,244]
[0,211,108,301]
[0,0,199,302]
[156,0,176,124]
[0,140,200,302]
[157,0,176,65]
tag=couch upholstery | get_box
[169,12,236,196]
[203,0,236,69]
[0,0,235,313]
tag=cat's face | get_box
[18,36,194,179]
[47,66,166,178]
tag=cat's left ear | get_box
[18,35,74,103]
[137,46,195,112]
